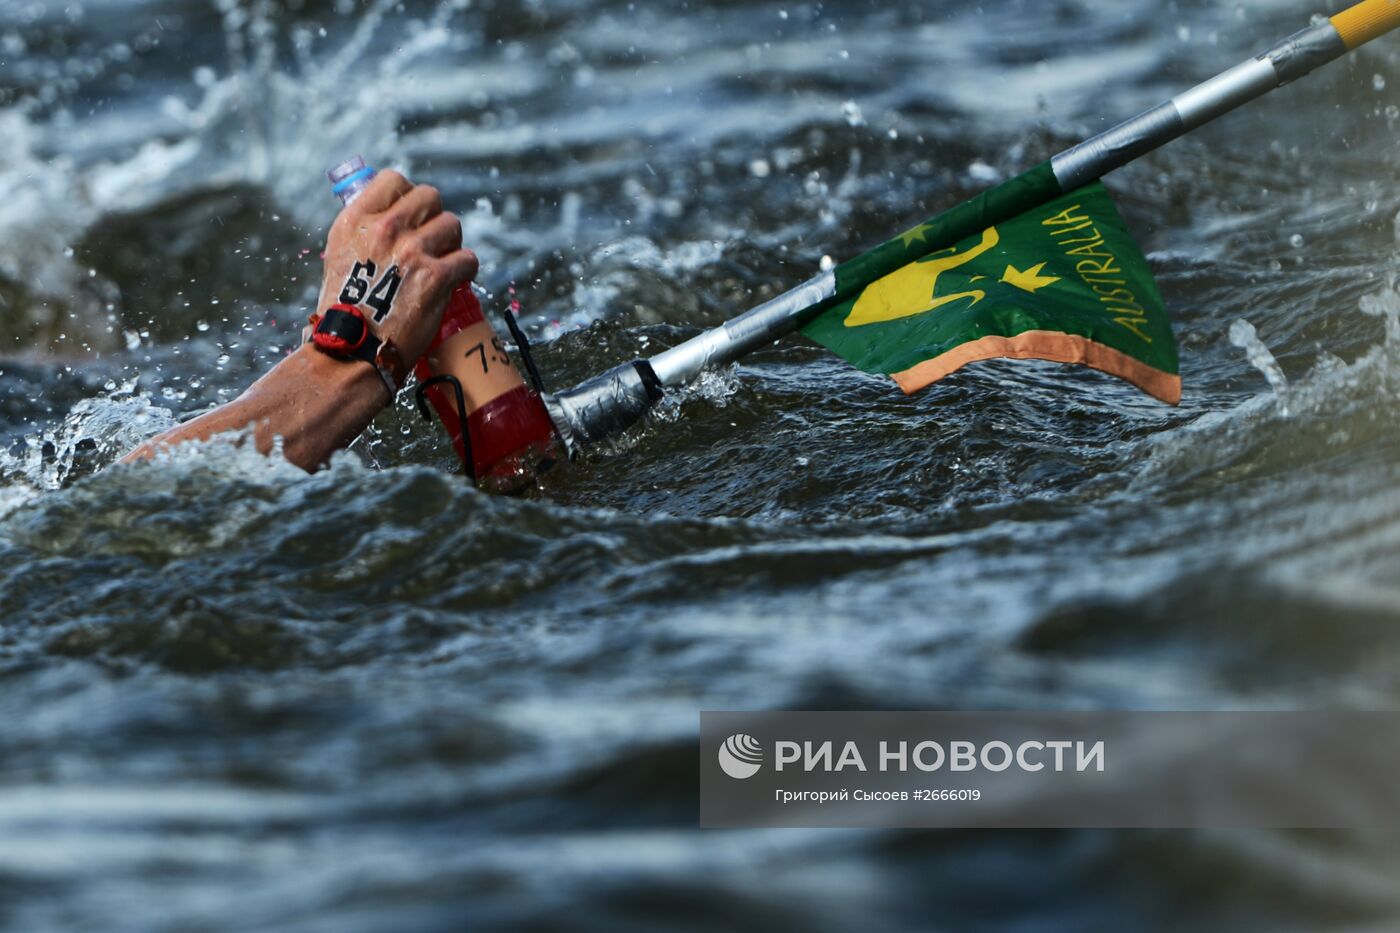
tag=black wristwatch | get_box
[309,304,407,397]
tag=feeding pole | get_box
[544,0,1400,453]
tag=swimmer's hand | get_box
[123,170,478,472]
[318,170,478,365]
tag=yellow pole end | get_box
[1331,0,1400,50]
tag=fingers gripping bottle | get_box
[327,157,560,493]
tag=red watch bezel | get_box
[311,304,371,355]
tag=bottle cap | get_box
[327,155,377,204]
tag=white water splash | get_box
[653,364,742,422]
[84,0,434,223]
[588,364,742,456]
[1128,285,1400,494]
[1229,318,1290,414]
[560,237,727,335]
[1359,287,1400,343]
[0,109,96,317]
[0,380,176,492]
[0,0,474,320]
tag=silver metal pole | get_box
[1050,21,1347,189]
[647,270,837,387]
[545,19,1350,452]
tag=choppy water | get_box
[3,0,1400,929]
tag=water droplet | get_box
[841,99,865,127]
[1375,74,1387,92]
[748,159,771,178]
[819,255,835,272]
[966,160,1000,183]
[1289,234,1305,248]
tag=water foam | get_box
[1129,284,1400,494]
[562,236,728,335]
[0,0,479,324]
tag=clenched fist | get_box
[318,170,479,368]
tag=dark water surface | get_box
[3,0,1400,929]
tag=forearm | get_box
[123,345,390,472]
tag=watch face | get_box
[313,305,372,357]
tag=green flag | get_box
[802,181,1180,404]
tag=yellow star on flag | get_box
[1001,262,1061,294]
[898,223,933,248]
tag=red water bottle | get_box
[413,284,560,492]
[328,157,560,492]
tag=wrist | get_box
[295,342,391,406]
[308,304,411,397]
[275,344,394,467]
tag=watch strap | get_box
[310,304,404,398]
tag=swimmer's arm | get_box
[121,344,389,472]
[121,169,476,474]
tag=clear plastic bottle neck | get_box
[327,156,377,206]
